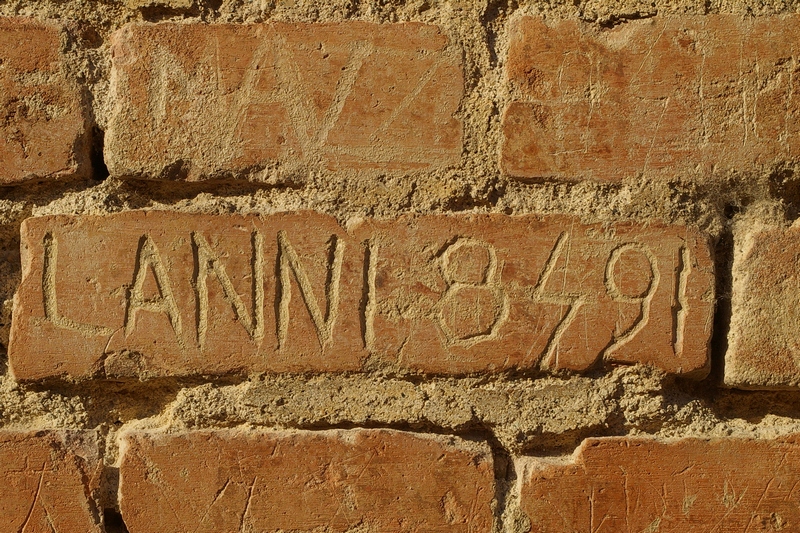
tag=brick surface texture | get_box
[0,18,87,184]
[0,431,101,532]
[105,22,462,180]
[9,211,713,380]
[521,436,800,531]
[119,429,494,532]
[2,4,800,532]
[501,15,800,182]
[727,224,800,388]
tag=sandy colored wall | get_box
[1,0,800,531]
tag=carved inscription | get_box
[125,235,183,342]
[106,22,463,179]
[602,244,659,359]
[276,231,344,349]
[9,212,714,381]
[193,231,265,347]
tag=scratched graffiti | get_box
[106,22,463,179]
[502,15,800,182]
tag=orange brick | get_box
[119,429,494,532]
[105,22,462,180]
[501,16,800,183]
[0,18,88,185]
[0,431,101,532]
[727,225,800,388]
[9,211,713,381]
[521,436,800,532]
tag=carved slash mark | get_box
[368,53,449,143]
[19,466,46,533]
[42,232,113,336]
[272,37,374,160]
[672,245,691,356]
[192,231,265,348]
[530,231,586,370]
[602,243,659,360]
[239,476,258,531]
[276,231,344,349]
[124,235,184,346]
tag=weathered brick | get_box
[119,429,494,532]
[521,436,800,532]
[0,18,88,185]
[9,211,714,381]
[105,22,462,180]
[726,225,800,389]
[0,430,101,532]
[501,16,800,182]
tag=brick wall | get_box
[0,0,799,530]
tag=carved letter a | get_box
[124,235,183,342]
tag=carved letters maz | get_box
[9,212,714,380]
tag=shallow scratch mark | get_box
[239,476,258,532]
[371,53,446,143]
[642,97,670,173]
[194,479,232,532]
[630,22,668,87]
[19,466,46,533]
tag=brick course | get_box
[501,15,800,182]
[105,22,462,180]
[0,18,88,185]
[119,429,494,532]
[9,211,713,380]
[521,436,800,532]
[0,431,101,532]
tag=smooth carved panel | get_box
[521,436,800,532]
[501,15,800,182]
[119,429,494,533]
[9,212,714,381]
[106,22,462,180]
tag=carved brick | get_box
[501,16,800,182]
[727,225,800,388]
[0,431,101,532]
[106,22,463,180]
[521,436,800,531]
[0,18,88,185]
[9,212,714,380]
[119,429,494,532]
